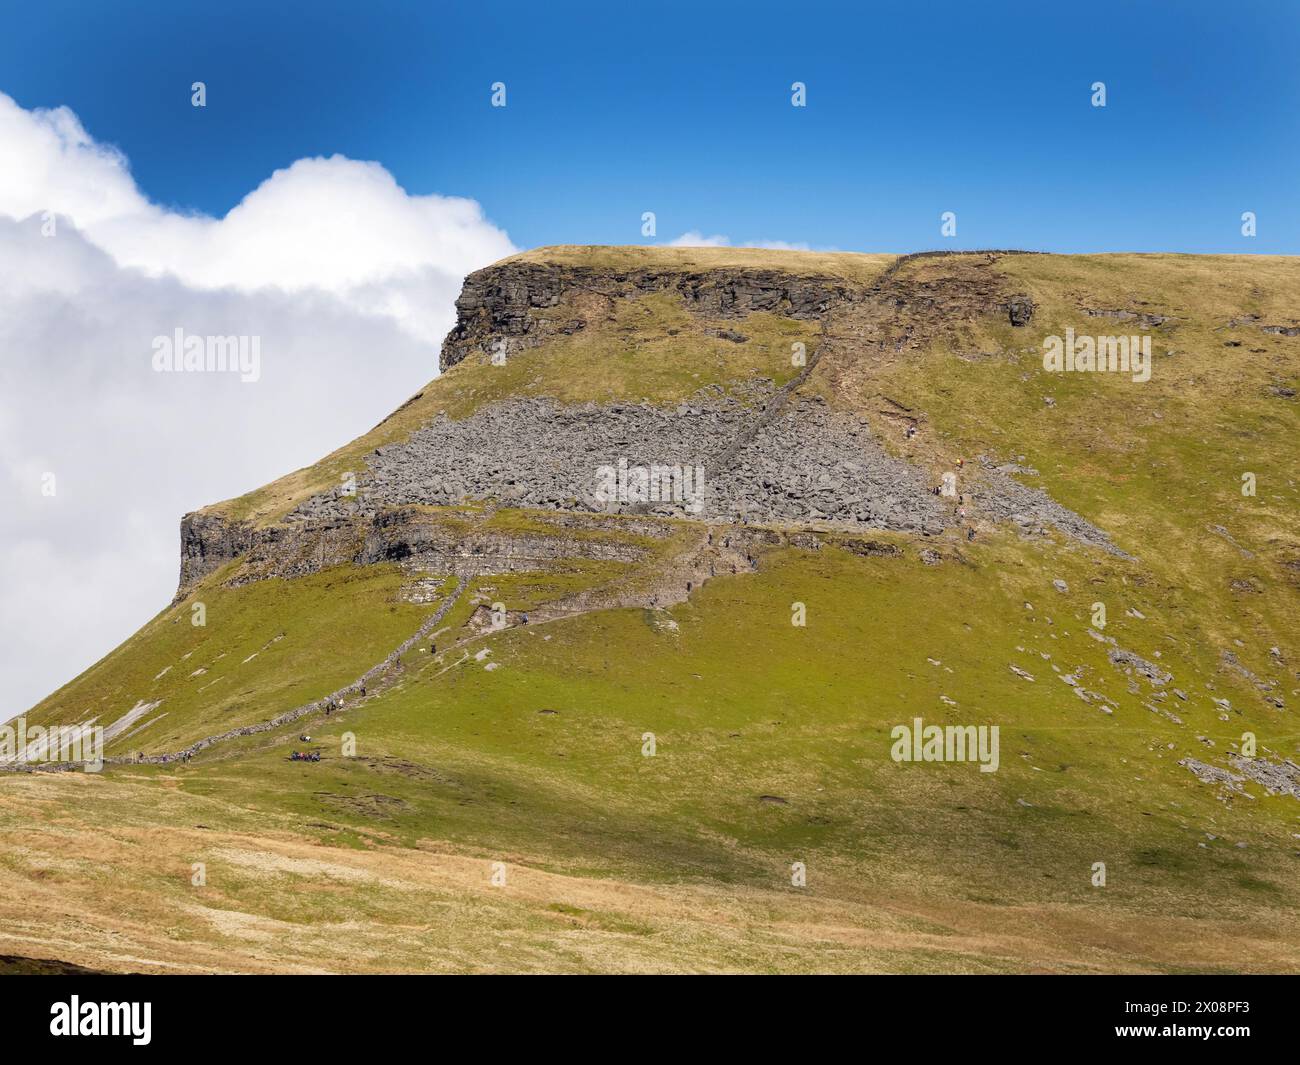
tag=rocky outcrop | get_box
[179,506,659,594]
[1180,753,1300,801]
[439,260,860,370]
[864,250,1036,332]
[1083,307,1170,328]
[1006,296,1035,326]
[178,512,256,593]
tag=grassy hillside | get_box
[21,509,671,756]
[4,531,1298,973]
[22,564,436,757]
[3,247,1298,973]
[503,243,897,282]
[825,253,1300,677]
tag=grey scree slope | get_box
[286,387,1124,556]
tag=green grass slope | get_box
[21,565,434,757]
[6,529,1297,972]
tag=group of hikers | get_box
[291,736,320,762]
[909,423,977,540]
[921,455,977,543]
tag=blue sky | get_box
[1,0,1296,254]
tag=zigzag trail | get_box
[706,249,1022,479]
[704,339,827,480]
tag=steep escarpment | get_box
[179,511,256,590]
[179,248,1117,595]
[438,258,860,371]
[190,505,662,591]
[440,248,1038,373]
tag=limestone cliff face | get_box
[176,505,657,597]
[178,512,255,594]
[439,260,860,371]
[438,252,1037,372]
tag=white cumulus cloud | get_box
[0,92,517,718]
[667,230,732,248]
[666,230,814,252]
[0,92,514,343]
